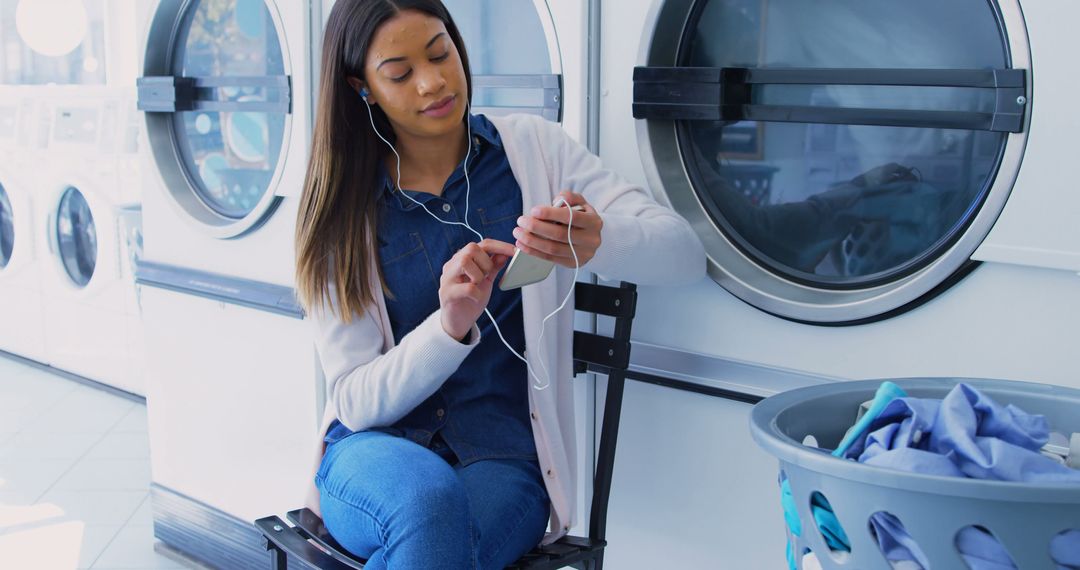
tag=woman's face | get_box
[360,10,468,140]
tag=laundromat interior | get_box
[1,0,1078,569]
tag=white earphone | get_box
[361,93,580,391]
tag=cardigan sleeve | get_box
[537,117,707,286]
[311,287,481,433]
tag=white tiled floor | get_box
[0,356,197,569]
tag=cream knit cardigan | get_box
[304,114,706,544]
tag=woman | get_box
[295,0,705,567]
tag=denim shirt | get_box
[325,114,536,466]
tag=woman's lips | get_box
[422,95,456,118]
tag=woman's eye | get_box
[391,70,412,83]
[432,52,450,62]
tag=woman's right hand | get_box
[439,239,515,341]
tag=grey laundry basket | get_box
[749,377,1080,570]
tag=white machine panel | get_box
[142,287,320,522]
[974,0,1080,271]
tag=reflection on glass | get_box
[444,0,552,110]
[56,186,96,287]
[0,183,13,268]
[173,0,285,219]
[0,0,107,85]
[681,0,1008,286]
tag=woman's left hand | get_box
[512,191,602,268]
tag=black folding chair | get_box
[256,281,638,570]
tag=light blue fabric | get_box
[833,381,908,458]
[779,382,1080,570]
[810,492,850,552]
[867,511,932,569]
[1051,530,1080,568]
[780,382,906,568]
[780,475,802,538]
[780,474,801,570]
[848,384,1080,484]
[847,383,1080,570]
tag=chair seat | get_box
[279,508,604,570]
[506,535,606,570]
[287,508,367,568]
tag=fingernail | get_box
[517,216,526,227]
[512,228,522,238]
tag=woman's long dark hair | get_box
[295,0,472,321]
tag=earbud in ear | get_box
[359,88,370,102]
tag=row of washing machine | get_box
[0,86,145,396]
[16,0,1075,569]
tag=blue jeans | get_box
[315,430,550,569]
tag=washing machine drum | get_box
[0,183,13,269]
[56,186,97,287]
[634,0,1028,324]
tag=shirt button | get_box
[530,412,538,421]
[442,203,451,213]
[546,469,555,479]
[436,408,445,418]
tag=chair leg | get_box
[572,553,603,570]
[267,543,288,570]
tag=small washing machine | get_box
[0,144,47,363]
[38,87,144,395]
[0,88,47,363]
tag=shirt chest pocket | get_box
[476,196,523,244]
[379,232,440,337]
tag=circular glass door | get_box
[140,0,292,237]
[56,186,97,287]
[172,0,286,219]
[444,0,561,120]
[0,183,13,269]
[634,0,1028,324]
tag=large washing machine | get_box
[596,0,1079,568]
[36,86,145,395]
[135,0,323,564]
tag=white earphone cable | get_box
[363,99,578,391]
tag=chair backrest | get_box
[571,281,637,543]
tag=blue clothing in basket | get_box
[846,383,1080,483]
[846,383,1080,569]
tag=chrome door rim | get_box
[634,0,1031,324]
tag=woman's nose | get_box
[416,66,447,96]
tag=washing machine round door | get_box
[55,186,97,288]
[635,0,1030,324]
[140,0,291,238]
[0,183,13,269]
[443,0,562,121]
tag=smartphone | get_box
[498,204,586,291]
[498,249,556,291]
